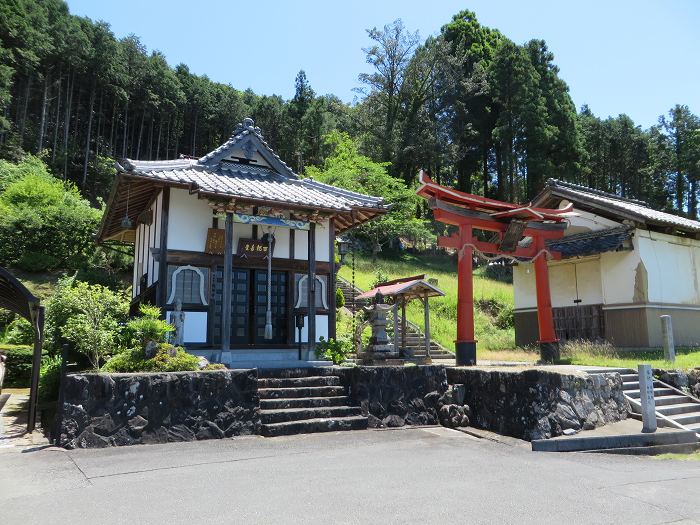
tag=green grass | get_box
[338,252,516,353]
[655,452,700,461]
[557,340,700,370]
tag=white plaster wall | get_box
[272,227,290,258]
[232,223,253,254]
[563,206,621,235]
[638,231,700,305]
[167,188,212,252]
[166,311,208,343]
[514,258,604,309]
[295,315,329,343]
[600,241,643,304]
[293,219,330,262]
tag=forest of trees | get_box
[1,1,699,218]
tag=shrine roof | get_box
[535,179,700,235]
[416,171,573,222]
[355,277,445,301]
[98,118,388,242]
[546,226,633,258]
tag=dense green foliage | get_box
[124,304,173,350]
[101,344,201,373]
[315,337,353,365]
[0,156,101,271]
[0,343,37,387]
[38,354,61,401]
[1,1,697,219]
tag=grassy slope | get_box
[338,252,517,353]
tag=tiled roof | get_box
[540,179,700,234]
[117,117,387,213]
[547,227,633,258]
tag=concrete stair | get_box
[336,276,454,361]
[257,369,367,437]
[587,368,700,435]
[532,429,700,453]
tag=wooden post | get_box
[456,223,476,365]
[27,304,44,433]
[533,236,559,362]
[221,211,233,353]
[157,186,170,309]
[393,301,399,354]
[328,219,336,341]
[401,298,408,357]
[423,295,431,362]
[307,221,316,357]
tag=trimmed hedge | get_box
[0,344,38,387]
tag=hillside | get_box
[337,252,518,354]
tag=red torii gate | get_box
[416,171,574,365]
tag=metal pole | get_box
[307,222,317,357]
[393,301,399,355]
[221,211,234,355]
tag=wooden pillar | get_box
[401,298,408,357]
[423,295,431,362]
[157,187,170,309]
[221,211,233,352]
[393,301,399,354]
[456,223,476,365]
[533,235,559,362]
[307,221,316,357]
[26,304,44,433]
[328,219,336,341]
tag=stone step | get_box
[532,430,699,452]
[620,373,639,382]
[622,381,640,390]
[626,388,675,399]
[670,412,700,426]
[258,386,347,399]
[260,406,362,424]
[261,415,368,437]
[654,395,692,407]
[258,368,336,379]
[657,403,700,416]
[260,396,351,410]
[257,376,341,388]
[583,442,700,456]
[586,368,635,375]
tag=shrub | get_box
[483,263,513,284]
[101,344,201,373]
[336,287,345,309]
[38,354,62,402]
[0,157,102,271]
[315,336,352,365]
[3,317,33,345]
[58,281,130,369]
[125,304,173,349]
[0,344,39,387]
[495,304,514,329]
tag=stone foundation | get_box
[60,369,259,448]
[348,365,449,427]
[446,368,629,441]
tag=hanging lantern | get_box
[121,184,133,230]
[337,237,350,265]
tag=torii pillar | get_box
[456,224,477,365]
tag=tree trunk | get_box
[109,100,116,156]
[482,141,489,197]
[63,69,75,180]
[51,72,62,164]
[95,88,104,157]
[147,116,154,160]
[37,69,50,153]
[191,112,198,156]
[19,76,32,146]
[122,99,128,158]
[156,117,163,159]
[136,111,145,159]
[82,84,96,187]
[165,115,171,160]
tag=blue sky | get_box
[65,0,699,129]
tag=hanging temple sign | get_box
[416,170,575,365]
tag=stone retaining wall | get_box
[446,368,629,441]
[348,365,449,427]
[60,369,259,448]
[654,368,700,398]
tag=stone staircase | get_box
[589,367,700,434]
[336,276,454,361]
[257,369,367,437]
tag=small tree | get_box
[125,304,173,350]
[59,281,129,369]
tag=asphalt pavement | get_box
[1,427,700,524]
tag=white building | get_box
[97,118,387,366]
[514,179,700,348]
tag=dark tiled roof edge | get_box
[546,178,649,207]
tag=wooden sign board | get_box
[205,228,225,255]
[238,238,274,259]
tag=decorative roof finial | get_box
[243,117,254,130]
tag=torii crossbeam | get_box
[416,171,574,365]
